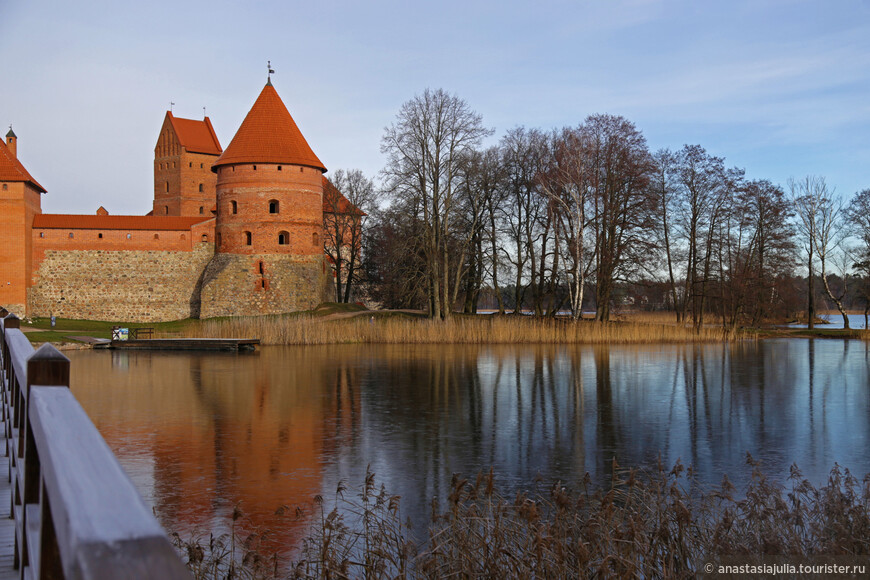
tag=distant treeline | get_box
[327,89,870,329]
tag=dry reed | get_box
[174,458,870,579]
[179,315,737,346]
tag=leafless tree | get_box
[791,176,849,328]
[323,169,378,303]
[845,188,870,326]
[381,89,492,319]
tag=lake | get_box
[67,339,870,554]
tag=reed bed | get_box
[174,458,870,579]
[180,315,736,346]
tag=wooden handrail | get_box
[0,314,190,579]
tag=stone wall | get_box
[199,253,327,318]
[28,243,214,322]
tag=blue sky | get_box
[2,0,869,214]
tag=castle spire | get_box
[267,60,274,86]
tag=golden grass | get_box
[177,314,738,346]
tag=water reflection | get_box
[67,339,870,551]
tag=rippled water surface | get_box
[67,340,870,551]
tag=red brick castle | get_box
[0,81,353,321]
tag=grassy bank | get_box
[181,314,739,345]
[173,459,870,579]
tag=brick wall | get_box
[28,242,214,322]
[215,164,323,256]
[0,181,41,315]
[199,253,327,318]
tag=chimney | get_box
[6,128,17,158]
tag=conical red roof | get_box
[213,83,325,172]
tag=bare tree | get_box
[323,169,377,303]
[791,176,849,328]
[381,89,492,319]
[845,188,870,327]
[584,115,655,322]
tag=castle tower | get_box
[0,129,45,315]
[153,113,222,217]
[198,81,328,317]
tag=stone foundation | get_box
[199,253,326,318]
[28,243,214,322]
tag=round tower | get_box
[198,81,328,317]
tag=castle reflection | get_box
[68,339,870,555]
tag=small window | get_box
[39,232,44,238]
[199,183,204,193]
[299,167,303,172]
[231,200,237,214]
[253,165,257,171]
[164,205,169,215]
[269,200,279,214]
[2,184,7,190]
[278,231,289,245]
[258,261,264,275]
[69,232,74,239]
[200,163,203,168]
[189,162,192,168]
[201,234,208,242]
[277,165,282,171]
[98,233,103,239]
[199,206,204,214]
[245,231,252,246]
[312,232,319,246]
[181,234,186,240]
[261,279,266,289]
[126,233,132,240]
[165,182,169,192]
[154,234,159,240]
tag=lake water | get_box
[786,313,869,329]
[66,340,870,554]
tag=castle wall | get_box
[0,182,41,315]
[199,253,327,318]
[28,242,214,322]
[153,151,218,217]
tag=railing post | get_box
[22,345,70,577]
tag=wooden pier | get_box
[94,337,259,351]
[0,309,190,579]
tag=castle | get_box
[0,81,358,321]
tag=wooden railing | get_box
[0,309,190,579]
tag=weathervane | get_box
[203,106,207,118]
[170,101,175,113]
[268,60,275,84]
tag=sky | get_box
[2,0,869,215]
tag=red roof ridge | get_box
[213,83,325,172]
[33,214,213,231]
[166,112,223,156]
[0,139,46,192]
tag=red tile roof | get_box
[167,113,223,155]
[213,83,326,172]
[322,176,365,215]
[33,215,213,231]
[0,139,46,192]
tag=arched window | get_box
[269,200,279,214]
[201,234,208,242]
[164,205,169,215]
[98,233,103,239]
[278,231,289,245]
[154,234,160,240]
[245,231,252,246]
[312,232,319,246]
[258,261,264,275]
[165,182,169,192]
[68,232,74,239]
[126,233,132,240]
[231,200,237,214]
[198,183,204,192]
[199,206,204,214]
